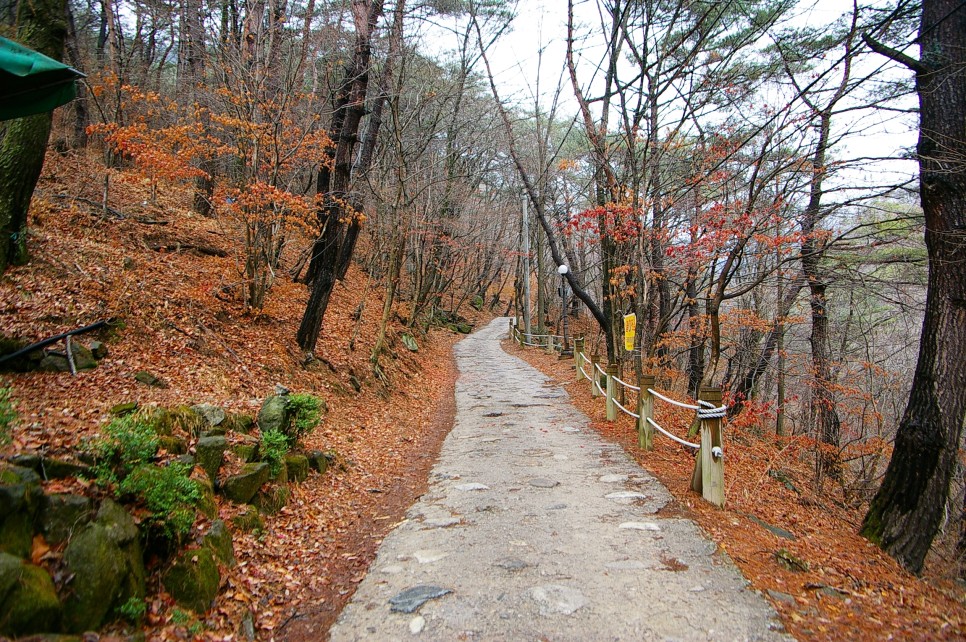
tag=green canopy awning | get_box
[0,36,85,121]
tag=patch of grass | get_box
[0,387,15,446]
[260,428,289,476]
[119,461,202,540]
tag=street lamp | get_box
[557,264,571,355]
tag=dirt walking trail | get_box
[328,318,792,641]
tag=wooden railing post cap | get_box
[606,363,618,374]
[699,386,723,403]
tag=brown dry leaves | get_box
[0,151,471,641]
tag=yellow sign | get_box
[623,313,636,352]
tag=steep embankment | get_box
[0,150,480,639]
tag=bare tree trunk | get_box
[0,0,69,272]
[861,0,966,574]
[297,0,388,352]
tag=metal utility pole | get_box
[522,195,532,337]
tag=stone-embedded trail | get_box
[328,318,791,641]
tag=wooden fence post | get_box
[691,386,724,507]
[605,363,618,421]
[574,337,585,381]
[637,373,655,450]
[590,354,600,397]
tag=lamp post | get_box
[557,264,571,355]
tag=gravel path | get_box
[328,318,791,641]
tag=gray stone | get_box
[221,463,270,504]
[195,435,228,481]
[747,514,796,541]
[163,547,220,613]
[454,482,489,491]
[95,498,139,545]
[134,370,167,387]
[493,557,529,572]
[528,584,588,615]
[61,523,126,632]
[767,590,797,605]
[0,553,62,637]
[90,340,108,360]
[388,585,452,613]
[306,450,331,473]
[528,478,559,488]
[192,403,226,427]
[257,395,289,433]
[39,494,94,545]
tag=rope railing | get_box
[507,319,727,507]
[612,375,640,392]
[647,417,699,449]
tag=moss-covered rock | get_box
[256,395,289,433]
[191,403,226,427]
[158,434,188,455]
[38,343,96,372]
[61,523,126,633]
[39,494,93,545]
[223,413,254,434]
[95,499,146,607]
[202,520,235,567]
[0,553,62,638]
[284,454,310,483]
[221,463,270,504]
[306,450,333,474]
[230,506,263,533]
[110,401,139,416]
[145,406,204,436]
[163,547,220,613]
[95,498,139,545]
[195,436,228,482]
[40,457,90,480]
[233,443,258,463]
[253,484,290,515]
[0,479,44,558]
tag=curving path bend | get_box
[328,318,791,641]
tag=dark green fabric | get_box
[0,36,83,121]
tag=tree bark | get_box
[0,0,69,272]
[861,0,966,574]
[297,0,386,352]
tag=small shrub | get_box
[119,461,201,540]
[169,607,203,635]
[117,596,146,623]
[0,387,15,446]
[87,414,160,483]
[260,428,289,476]
[285,393,323,445]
